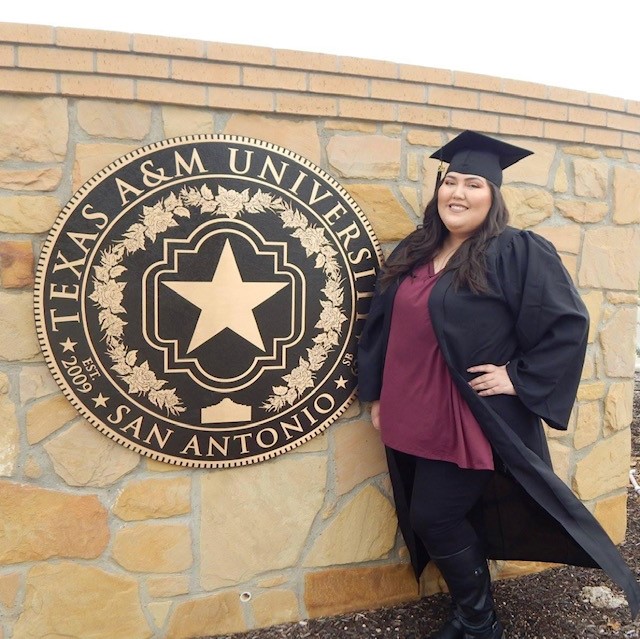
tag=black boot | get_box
[431,544,504,639]
[427,611,463,638]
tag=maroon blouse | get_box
[379,262,494,470]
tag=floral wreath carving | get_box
[89,185,347,416]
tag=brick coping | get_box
[0,21,639,151]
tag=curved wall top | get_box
[0,21,639,153]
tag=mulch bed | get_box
[215,376,640,638]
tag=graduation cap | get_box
[430,130,533,188]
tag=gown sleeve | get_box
[356,275,387,402]
[499,230,589,430]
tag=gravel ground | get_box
[215,376,640,639]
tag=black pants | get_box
[407,455,493,558]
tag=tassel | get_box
[434,160,445,195]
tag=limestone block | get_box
[73,142,140,191]
[574,401,601,449]
[422,156,440,205]
[252,589,299,627]
[406,130,442,147]
[0,572,20,608]
[572,429,631,500]
[162,105,214,138]
[0,96,68,162]
[113,523,192,573]
[503,140,555,187]
[113,477,191,520]
[327,135,401,179]
[304,563,418,617]
[12,562,151,639]
[200,455,326,589]
[581,350,595,380]
[579,227,640,290]
[291,429,328,453]
[224,114,322,165]
[148,601,172,629]
[0,373,18,477]
[0,291,41,362]
[257,576,288,588]
[534,225,580,254]
[577,381,606,401]
[554,161,568,193]
[556,200,607,223]
[0,196,61,233]
[547,440,573,485]
[613,166,640,224]
[400,186,421,215]
[19,364,58,402]
[0,168,62,191]
[420,559,446,595]
[502,187,553,229]
[77,100,152,139]
[607,292,638,304]
[563,146,599,159]
[0,241,34,288]
[581,291,603,344]
[573,158,608,198]
[345,184,416,242]
[44,419,140,487]
[164,592,246,639]
[342,399,361,419]
[600,307,636,377]
[147,575,190,598]
[26,394,78,444]
[333,419,387,495]
[324,120,377,133]
[407,153,420,181]
[0,482,108,563]
[24,457,42,479]
[594,493,627,544]
[604,381,634,434]
[304,486,396,566]
[146,458,186,472]
[560,254,577,282]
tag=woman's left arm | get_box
[470,231,588,428]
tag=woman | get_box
[357,130,640,639]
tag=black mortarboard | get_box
[430,130,533,187]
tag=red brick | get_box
[338,98,396,122]
[60,74,134,100]
[451,110,499,133]
[137,79,207,106]
[243,66,306,91]
[56,27,130,51]
[0,68,57,94]
[96,52,169,78]
[276,93,337,117]
[309,73,368,97]
[207,42,273,65]
[18,46,94,72]
[0,23,54,44]
[544,121,585,143]
[398,104,449,127]
[209,87,274,112]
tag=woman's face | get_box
[437,171,493,241]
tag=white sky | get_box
[3,0,639,101]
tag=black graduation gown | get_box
[357,226,640,617]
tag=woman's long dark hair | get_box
[378,182,510,294]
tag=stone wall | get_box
[0,20,639,639]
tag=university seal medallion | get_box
[34,136,381,467]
